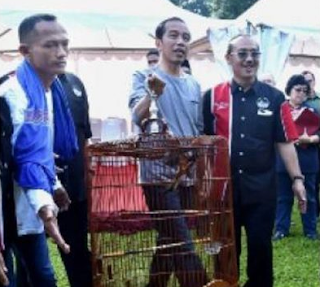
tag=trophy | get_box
[141,74,167,134]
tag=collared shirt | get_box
[203,80,295,204]
[305,92,320,115]
[276,102,319,173]
[230,80,290,173]
[204,80,291,173]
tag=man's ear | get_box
[19,44,29,58]
[155,39,162,52]
[225,53,231,65]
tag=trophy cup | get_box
[141,74,167,134]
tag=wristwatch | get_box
[292,175,305,183]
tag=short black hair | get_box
[285,74,311,95]
[155,17,185,40]
[226,34,259,55]
[18,13,57,43]
[146,48,159,57]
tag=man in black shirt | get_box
[203,34,306,287]
[56,73,92,287]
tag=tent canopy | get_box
[0,0,231,126]
[236,0,320,36]
[0,0,230,51]
[199,0,320,91]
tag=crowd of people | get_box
[0,12,318,287]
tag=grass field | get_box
[50,203,319,287]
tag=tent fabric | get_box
[206,0,320,89]
[236,0,320,36]
[0,0,231,51]
[208,24,295,81]
[0,0,231,126]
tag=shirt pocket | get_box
[254,113,274,140]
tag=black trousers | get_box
[233,200,276,287]
[57,200,92,287]
[143,186,208,287]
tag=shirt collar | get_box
[230,78,259,95]
[309,92,320,99]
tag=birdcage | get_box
[87,133,238,287]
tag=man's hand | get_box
[297,131,311,145]
[0,252,9,286]
[147,74,165,97]
[53,187,71,212]
[38,205,70,254]
[292,180,307,213]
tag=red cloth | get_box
[89,163,151,233]
[293,107,320,136]
[90,163,148,214]
[280,101,299,141]
[211,82,231,140]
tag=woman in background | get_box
[274,74,319,241]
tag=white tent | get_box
[191,0,320,92]
[233,0,320,89]
[0,0,230,135]
[237,0,320,36]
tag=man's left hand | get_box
[292,180,307,213]
[53,187,71,212]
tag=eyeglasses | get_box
[293,87,308,93]
[230,50,261,60]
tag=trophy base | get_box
[141,118,167,134]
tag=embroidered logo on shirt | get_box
[214,102,229,110]
[73,87,82,97]
[256,97,273,116]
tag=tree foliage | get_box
[169,0,214,17]
[213,0,259,19]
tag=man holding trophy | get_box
[128,17,207,287]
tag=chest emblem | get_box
[214,101,229,110]
[73,87,82,97]
[256,97,273,116]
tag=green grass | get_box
[50,203,319,287]
[239,202,320,287]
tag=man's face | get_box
[156,20,191,66]
[22,20,69,79]
[226,36,260,81]
[303,73,315,93]
[147,54,159,68]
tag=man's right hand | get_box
[147,74,165,97]
[38,205,70,254]
[0,252,9,286]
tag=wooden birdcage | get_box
[87,134,238,287]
